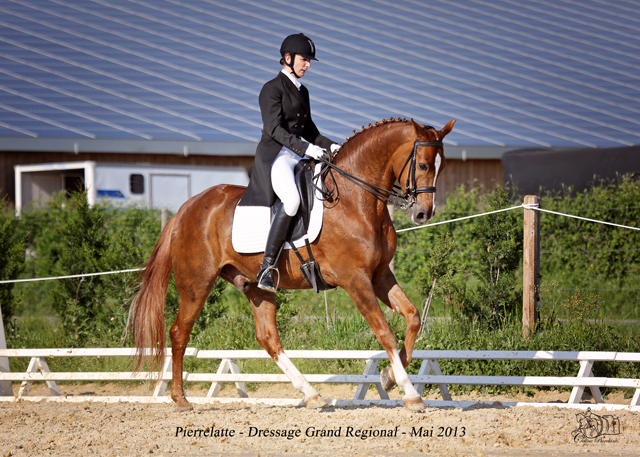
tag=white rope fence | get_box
[0,268,144,285]
[1,202,638,285]
[396,205,524,233]
[398,203,640,233]
[526,205,640,231]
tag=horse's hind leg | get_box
[169,267,219,412]
[343,274,425,410]
[373,267,421,393]
[244,285,327,408]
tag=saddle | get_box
[272,159,333,293]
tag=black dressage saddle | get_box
[270,159,333,293]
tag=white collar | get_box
[281,68,301,90]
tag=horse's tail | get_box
[128,215,176,375]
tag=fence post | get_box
[523,195,540,339]
[161,207,168,231]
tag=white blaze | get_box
[434,152,442,184]
[432,152,442,210]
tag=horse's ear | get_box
[439,120,456,139]
[410,119,426,138]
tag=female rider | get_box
[238,33,341,292]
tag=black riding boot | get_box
[257,205,294,292]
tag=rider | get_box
[239,33,341,292]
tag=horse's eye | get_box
[418,163,428,171]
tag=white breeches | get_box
[271,146,302,217]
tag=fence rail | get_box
[1,348,638,411]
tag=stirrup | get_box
[257,265,280,292]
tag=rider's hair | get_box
[280,52,293,67]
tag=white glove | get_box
[305,144,327,160]
[330,143,341,154]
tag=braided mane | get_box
[344,117,412,143]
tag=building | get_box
[1,1,639,210]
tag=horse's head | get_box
[394,119,455,224]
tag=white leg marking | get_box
[389,349,421,398]
[275,353,319,398]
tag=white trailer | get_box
[14,161,249,216]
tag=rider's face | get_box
[286,54,311,78]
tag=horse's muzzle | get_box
[410,203,434,225]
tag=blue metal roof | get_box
[1,0,639,151]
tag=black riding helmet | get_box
[280,33,318,78]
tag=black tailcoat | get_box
[239,72,336,207]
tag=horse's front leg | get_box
[373,267,421,393]
[343,274,425,411]
[245,285,327,408]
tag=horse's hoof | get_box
[174,399,194,412]
[403,396,426,411]
[304,394,328,408]
[380,366,396,392]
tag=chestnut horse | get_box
[130,118,455,411]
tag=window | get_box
[130,174,144,194]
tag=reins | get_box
[315,138,443,209]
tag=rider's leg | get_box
[257,204,293,291]
[271,148,302,217]
[257,148,301,292]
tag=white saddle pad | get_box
[231,164,324,254]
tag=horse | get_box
[129,118,456,411]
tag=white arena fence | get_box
[0,348,638,411]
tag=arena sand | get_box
[1,383,638,456]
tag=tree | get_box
[50,191,111,345]
[0,198,25,334]
[416,231,465,331]
[464,188,523,325]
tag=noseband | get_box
[317,136,443,210]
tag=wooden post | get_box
[161,207,168,231]
[523,195,540,339]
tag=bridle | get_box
[397,138,442,208]
[316,135,443,210]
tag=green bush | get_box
[539,174,640,319]
[0,198,26,334]
[13,190,226,348]
[416,231,466,327]
[398,175,640,322]
[463,187,523,323]
[50,191,114,345]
